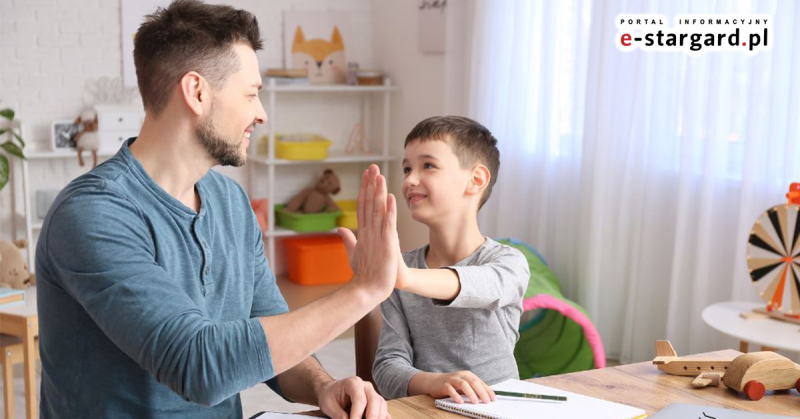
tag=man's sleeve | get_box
[41,190,273,407]
[372,292,420,399]
[437,247,530,310]
[248,216,291,398]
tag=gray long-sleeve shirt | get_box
[36,139,286,419]
[373,238,530,399]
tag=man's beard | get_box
[197,106,246,167]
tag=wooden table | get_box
[387,350,798,418]
[0,286,38,419]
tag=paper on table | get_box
[434,379,646,419]
[251,412,328,419]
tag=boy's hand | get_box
[340,165,399,300]
[413,371,496,404]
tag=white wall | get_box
[372,1,445,251]
[0,0,377,243]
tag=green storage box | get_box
[275,204,342,232]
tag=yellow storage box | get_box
[336,200,357,230]
[275,133,332,160]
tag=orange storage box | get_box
[284,235,353,285]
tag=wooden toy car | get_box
[722,351,800,401]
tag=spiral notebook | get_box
[434,379,647,419]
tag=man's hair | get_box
[405,116,500,209]
[133,0,263,115]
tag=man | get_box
[35,1,399,418]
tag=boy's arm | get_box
[400,248,530,310]
[372,293,422,399]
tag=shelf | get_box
[263,84,397,93]
[264,226,339,238]
[249,152,396,166]
[26,151,118,160]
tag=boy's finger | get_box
[357,169,368,229]
[385,193,397,232]
[372,175,387,230]
[458,380,480,404]
[487,385,496,401]
[364,170,376,232]
[471,380,491,404]
[447,385,463,404]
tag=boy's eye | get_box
[424,163,435,169]
[402,167,411,175]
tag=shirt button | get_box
[204,267,210,274]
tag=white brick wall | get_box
[0,0,376,244]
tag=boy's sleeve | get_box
[372,291,420,400]
[437,246,530,310]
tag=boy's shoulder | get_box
[402,238,527,268]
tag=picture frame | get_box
[51,120,78,152]
[283,11,352,85]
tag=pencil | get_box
[494,390,567,402]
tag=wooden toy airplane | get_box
[653,340,800,400]
[652,341,736,387]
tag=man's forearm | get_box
[260,283,379,376]
[277,356,332,406]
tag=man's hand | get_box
[409,371,496,404]
[339,165,399,300]
[317,376,390,419]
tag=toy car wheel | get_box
[743,380,765,401]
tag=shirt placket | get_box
[193,214,213,296]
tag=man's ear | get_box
[466,165,490,197]
[179,71,211,117]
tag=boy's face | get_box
[197,43,267,166]
[401,137,475,224]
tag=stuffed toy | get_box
[74,109,99,168]
[0,240,35,289]
[285,169,341,213]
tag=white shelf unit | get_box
[251,78,398,271]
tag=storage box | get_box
[275,134,332,160]
[275,204,342,232]
[336,200,357,230]
[284,235,353,285]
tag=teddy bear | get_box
[285,169,342,213]
[0,240,36,290]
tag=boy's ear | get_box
[466,164,490,197]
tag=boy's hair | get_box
[133,0,263,115]
[405,116,500,209]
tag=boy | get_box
[372,116,530,402]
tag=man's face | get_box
[401,137,474,224]
[197,44,266,167]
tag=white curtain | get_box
[446,0,800,363]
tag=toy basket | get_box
[275,204,342,232]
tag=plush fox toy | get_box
[291,25,347,84]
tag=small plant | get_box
[0,108,26,191]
